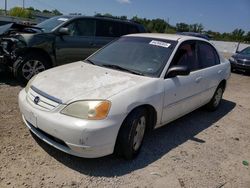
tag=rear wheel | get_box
[205,85,224,111]
[16,53,50,83]
[115,108,147,160]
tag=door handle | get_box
[218,70,223,74]
[195,76,203,83]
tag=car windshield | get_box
[36,16,70,32]
[88,37,176,77]
[240,47,250,55]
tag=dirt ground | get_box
[0,71,250,188]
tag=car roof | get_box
[56,15,140,25]
[177,32,211,40]
[126,33,209,42]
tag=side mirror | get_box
[58,27,70,35]
[165,65,190,78]
[235,50,240,54]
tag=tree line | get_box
[130,16,250,43]
[1,8,249,43]
[95,14,250,43]
[1,6,62,19]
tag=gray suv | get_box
[0,15,146,82]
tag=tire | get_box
[115,108,147,160]
[205,85,224,111]
[16,53,50,83]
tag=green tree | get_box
[176,23,189,32]
[42,9,51,14]
[9,7,32,18]
[52,9,62,15]
[231,29,245,41]
[26,7,35,11]
[245,31,250,42]
[151,19,167,33]
[189,23,204,33]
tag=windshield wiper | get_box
[101,64,144,76]
[85,59,96,65]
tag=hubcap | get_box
[133,116,146,151]
[22,60,45,80]
[214,88,223,107]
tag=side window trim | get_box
[62,18,96,37]
[168,40,199,72]
[197,41,220,69]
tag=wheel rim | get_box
[133,116,146,151]
[22,60,45,80]
[214,88,223,107]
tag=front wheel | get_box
[16,54,49,83]
[115,108,147,160]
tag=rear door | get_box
[55,18,96,65]
[161,40,205,124]
[93,20,120,51]
[197,41,223,103]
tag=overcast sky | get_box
[1,0,250,33]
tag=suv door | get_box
[161,40,205,124]
[55,18,96,65]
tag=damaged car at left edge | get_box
[0,16,146,83]
[0,22,49,81]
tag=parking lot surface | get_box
[0,72,249,188]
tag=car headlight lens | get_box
[229,57,236,62]
[61,100,111,120]
[25,75,37,93]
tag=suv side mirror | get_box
[166,65,190,78]
[235,50,240,54]
[58,27,70,35]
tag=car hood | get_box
[0,23,42,36]
[31,61,152,104]
[233,53,250,60]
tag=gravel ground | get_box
[0,71,250,188]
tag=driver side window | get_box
[64,19,95,37]
[171,41,199,71]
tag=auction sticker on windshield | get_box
[149,40,171,48]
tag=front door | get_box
[55,19,96,65]
[161,40,205,124]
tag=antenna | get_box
[5,0,7,15]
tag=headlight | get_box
[229,57,236,62]
[61,100,111,120]
[25,75,37,92]
[1,41,8,50]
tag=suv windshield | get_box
[36,16,70,32]
[88,37,176,77]
[240,47,250,55]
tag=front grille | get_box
[236,59,250,66]
[27,120,68,148]
[27,88,60,111]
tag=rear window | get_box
[198,42,220,68]
[96,20,140,37]
[96,20,121,37]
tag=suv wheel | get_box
[115,108,147,160]
[16,53,49,83]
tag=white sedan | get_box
[18,33,230,159]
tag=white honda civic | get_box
[18,33,230,159]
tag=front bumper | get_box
[0,55,7,72]
[230,60,250,71]
[18,89,122,158]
